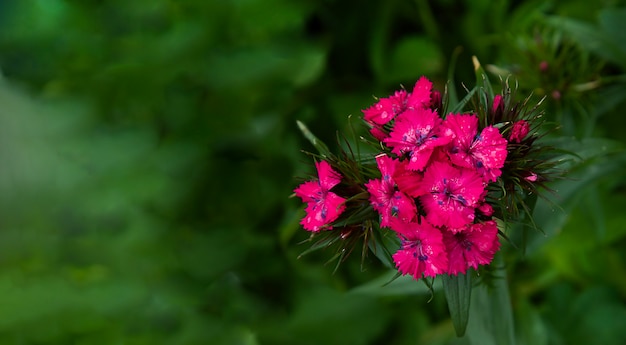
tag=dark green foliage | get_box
[0,0,625,344]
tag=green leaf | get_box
[296,120,330,157]
[444,46,464,108]
[443,272,472,337]
[515,299,548,345]
[448,86,478,115]
[472,56,494,99]
[367,228,398,269]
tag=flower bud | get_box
[491,94,504,123]
[509,120,530,143]
[430,89,442,112]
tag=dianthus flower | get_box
[419,161,485,229]
[443,220,500,275]
[294,160,346,231]
[391,220,448,279]
[384,108,451,171]
[365,155,416,227]
[443,114,508,182]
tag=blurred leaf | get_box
[464,255,516,345]
[598,8,626,58]
[547,16,626,70]
[564,286,626,345]
[281,287,389,345]
[515,299,548,345]
[207,45,326,88]
[527,137,626,253]
[351,270,442,297]
[385,36,444,84]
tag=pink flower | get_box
[406,76,433,109]
[391,220,448,279]
[443,114,508,182]
[365,156,416,227]
[443,220,500,275]
[294,161,346,231]
[384,108,451,171]
[362,90,408,125]
[509,120,530,143]
[419,161,485,229]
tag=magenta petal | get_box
[375,155,398,179]
[294,181,322,203]
[316,160,342,190]
[391,220,448,279]
[407,76,433,109]
[362,90,408,125]
[384,108,450,171]
[300,192,346,231]
[443,221,500,275]
[366,155,417,227]
[365,178,389,214]
[420,161,485,229]
[381,191,416,227]
[473,126,508,168]
[444,114,478,149]
[393,160,424,197]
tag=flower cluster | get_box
[294,73,554,281]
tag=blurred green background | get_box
[0,0,625,344]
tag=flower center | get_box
[405,239,428,261]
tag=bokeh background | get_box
[0,0,625,344]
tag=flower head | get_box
[443,114,508,182]
[391,220,448,279]
[443,220,500,275]
[365,156,416,227]
[294,161,346,231]
[384,108,451,171]
[419,161,485,229]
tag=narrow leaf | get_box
[443,272,472,337]
[472,56,494,99]
[368,228,398,269]
[465,254,516,345]
[297,120,330,157]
